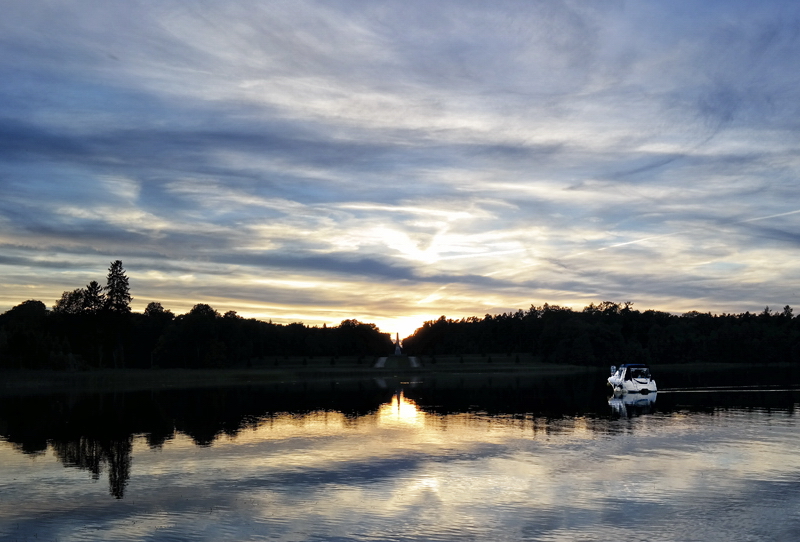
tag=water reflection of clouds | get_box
[2,403,800,540]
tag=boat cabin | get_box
[611,364,652,381]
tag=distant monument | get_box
[374,333,419,368]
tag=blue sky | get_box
[2,0,800,336]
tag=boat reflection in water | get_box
[608,391,657,418]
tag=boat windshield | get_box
[630,367,650,379]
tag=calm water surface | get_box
[1,371,799,541]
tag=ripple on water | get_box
[1,386,799,541]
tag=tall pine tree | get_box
[104,260,132,313]
[83,280,105,313]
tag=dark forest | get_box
[2,261,800,370]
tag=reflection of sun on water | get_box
[377,391,424,426]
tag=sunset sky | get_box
[2,1,800,337]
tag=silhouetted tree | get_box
[155,304,225,368]
[100,261,132,367]
[104,260,131,313]
[130,303,176,368]
[0,300,50,368]
[4,299,47,320]
[53,288,86,314]
[189,303,219,319]
[143,301,173,320]
[83,281,105,314]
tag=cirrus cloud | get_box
[2,0,800,336]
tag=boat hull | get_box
[607,377,657,394]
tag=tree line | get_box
[2,262,799,370]
[0,261,392,370]
[402,301,800,366]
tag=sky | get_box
[2,0,800,337]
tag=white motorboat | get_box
[608,363,657,394]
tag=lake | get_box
[1,368,799,541]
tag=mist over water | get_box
[1,370,799,541]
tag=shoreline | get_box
[2,360,792,396]
[0,361,600,395]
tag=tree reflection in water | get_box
[2,369,798,500]
[0,379,401,499]
[51,437,132,498]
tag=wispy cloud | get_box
[2,0,800,335]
